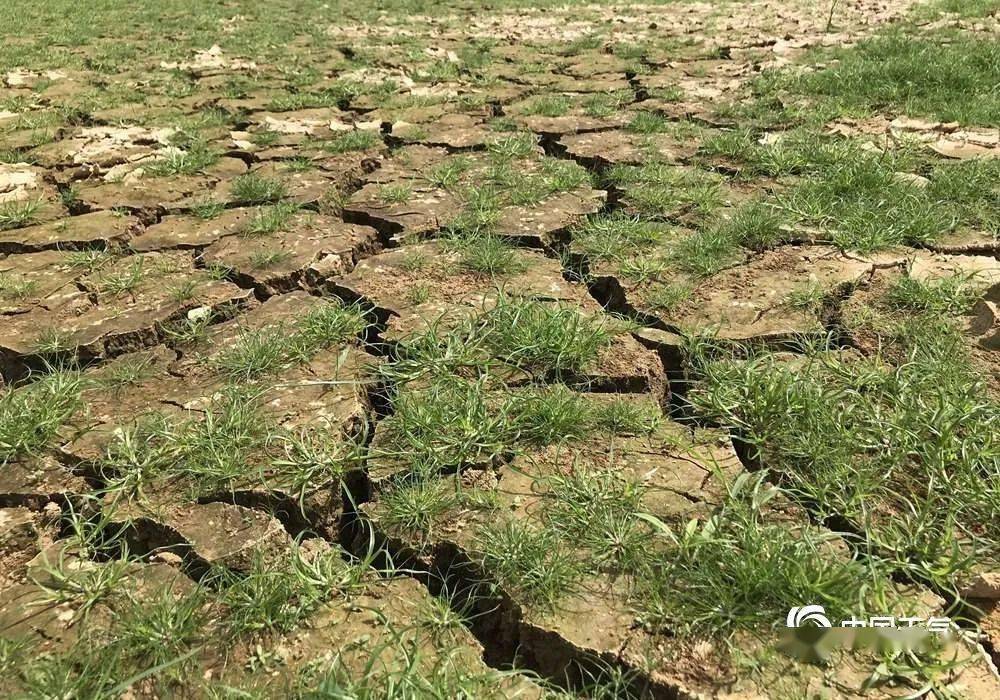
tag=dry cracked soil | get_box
[2,0,1000,697]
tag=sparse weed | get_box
[477,519,584,610]
[0,369,81,463]
[249,249,294,269]
[378,184,412,204]
[145,143,218,177]
[230,173,288,204]
[0,198,42,230]
[0,273,39,300]
[443,231,527,277]
[243,202,300,236]
[322,129,381,154]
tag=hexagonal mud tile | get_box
[0,457,91,511]
[28,124,177,170]
[0,251,251,379]
[0,210,141,254]
[0,249,90,314]
[201,215,381,295]
[329,241,592,321]
[390,113,497,149]
[122,502,292,573]
[597,245,893,341]
[558,129,698,168]
[131,208,256,251]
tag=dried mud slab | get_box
[216,161,340,207]
[345,145,604,244]
[120,501,292,573]
[504,100,631,137]
[61,293,371,457]
[329,242,663,394]
[131,208,256,251]
[0,537,193,650]
[244,107,368,137]
[330,240,592,330]
[59,293,376,536]
[160,44,257,76]
[558,129,698,168]
[0,249,89,314]
[0,250,251,381]
[202,214,381,295]
[495,188,606,247]
[0,506,60,585]
[842,252,1000,395]
[389,113,497,149]
[28,125,177,172]
[0,162,65,227]
[927,228,1000,256]
[0,210,141,254]
[0,457,91,511]
[219,544,541,697]
[970,281,1000,354]
[829,117,1000,161]
[73,158,247,214]
[596,245,893,341]
[342,145,463,237]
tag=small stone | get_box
[187,306,212,322]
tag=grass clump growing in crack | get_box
[211,546,368,636]
[380,478,459,537]
[609,162,722,220]
[230,173,288,204]
[0,198,42,230]
[686,322,1000,589]
[625,111,670,134]
[487,132,536,161]
[523,94,572,117]
[425,157,472,190]
[479,296,614,376]
[778,155,951,252]
[763,29,1000,125]
[321,129,382,154]
[544,467,648,573]
[98,257,146,295]
[571,212,666,261]
[886,273,987,315]
[442,231,527,277]
[635,473,884,637]
[0,370,82,463]
[477,519,584,610]
[243,202,300,236]
[103,387,362,497]
[0,273,38,300]
[145,143,218,177]
[375,376,512,473]
[378,184,412,204]
[210,300,366,380]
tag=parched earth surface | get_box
[3,0,1000,697]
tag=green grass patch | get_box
[0,370,81,463]
[209,301,366,380]
[230,173,288,204]
[759,29,1000,125]
[687,319,1000,589]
